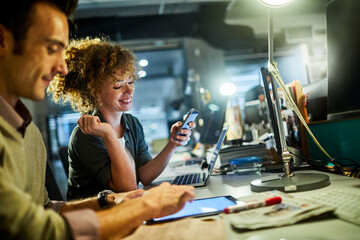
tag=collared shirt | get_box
[67,108,152,200]
[0,95,99,240]
[0,96,31,137]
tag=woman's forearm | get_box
[138,141,177,185]
[102,132,138,191]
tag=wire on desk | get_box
[288,150,360,178]
[350,165,360,178]
[288,150,343,174]
[333,157,360,177]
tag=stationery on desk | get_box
[225,190,335,231]
[224,196,282,214]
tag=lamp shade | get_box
[257,0,295,8]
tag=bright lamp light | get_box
[257,0,295,8]
[219,82,236,96]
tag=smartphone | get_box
[145,195,239,224]
[173,108,199,140]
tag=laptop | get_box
[170,125,229,187]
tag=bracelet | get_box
[97,190,114,209]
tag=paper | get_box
[227,191,335,230]
[122,217,225,240]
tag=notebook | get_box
[170,125,229,187]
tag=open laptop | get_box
[170,125,229,187]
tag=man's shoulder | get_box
[0,116,23,140]
[0,116,14,132]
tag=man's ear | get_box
[0,24,11,55]
[0,24,6,48]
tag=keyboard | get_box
[302,189,360,226]
[172,173,201,185]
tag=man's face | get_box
[0,2,69,104]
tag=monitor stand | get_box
[251,172,330,192]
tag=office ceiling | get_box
[75,0,332,39]
[72,0,332,78]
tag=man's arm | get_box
[0,167,72,240]
[62,182,194,240]
[61,189,146,212]
[96,183,194,239]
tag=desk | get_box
[145,169,360,240]
[203,170,360,240]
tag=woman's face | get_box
[98,68,135,113]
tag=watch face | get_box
[98,190,113,208]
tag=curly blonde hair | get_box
[47,37,140,113]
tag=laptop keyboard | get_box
[172,173,202,185]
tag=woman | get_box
[48,37,194,200]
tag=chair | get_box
[58,146,69,177]
[45,160,64,201]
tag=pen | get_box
[224,196,282,214]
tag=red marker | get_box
[224,196,282,214]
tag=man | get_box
[0,1,194,239]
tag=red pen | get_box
[224,196,282,214]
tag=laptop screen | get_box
[207,125,229,174]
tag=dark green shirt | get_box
[67,109,152,200]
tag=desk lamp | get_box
[250,0,330,192]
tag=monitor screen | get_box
[199,98,227,144]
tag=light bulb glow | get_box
[219,82,236,96]
[139,70,147,78]
[257,0,295,8]
[139,59,148,67]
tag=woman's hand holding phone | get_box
[171,109,199,146]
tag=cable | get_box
[288,150,321,163]
[289,149,360,177]
[332,157,359,166]
[332,157,359,177]
[349,165,360,178]
[289,150,344,174]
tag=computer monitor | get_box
[259,68,283,157]
[250,67,330,192]
[244,100,263,125]
[199,98,227,145]
[326,0,360,120]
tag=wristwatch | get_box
[97,190,114,209]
